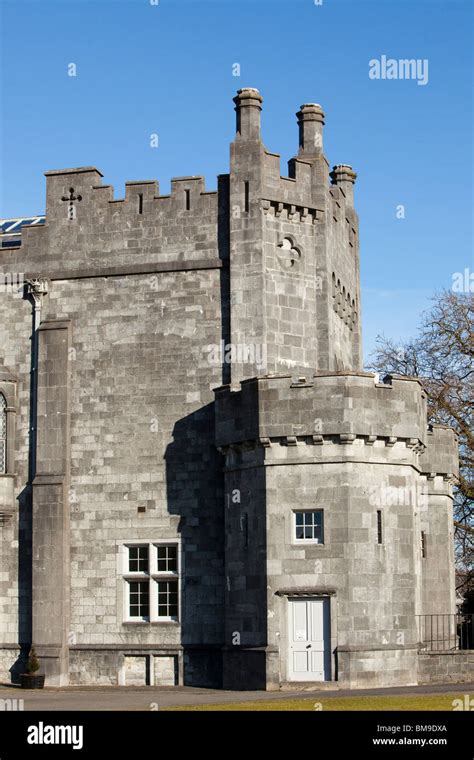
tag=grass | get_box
[161,693,467,711]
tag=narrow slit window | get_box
[185,189,191,211]
[240,513,249,548]
[421,531,427,558]
[0,393,6,474]
[138,193,143,214]
[244,181,249,212]
[377,510,383,544]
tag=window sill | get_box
[293,541,325,546]
[122,620,179,626]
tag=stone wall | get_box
[418,652,474,684]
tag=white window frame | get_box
[292,509,325,545]
[120,539,181,623]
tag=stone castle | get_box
[0,88,463,689]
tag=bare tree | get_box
[369,290,473,599]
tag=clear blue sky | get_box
[1,0,472,362]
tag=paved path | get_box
[0,680,472,711]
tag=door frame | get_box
[286,595,333,682]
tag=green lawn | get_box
[162,693,468,711]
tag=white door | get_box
[288,597,330,681]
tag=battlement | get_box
[420,424,459,478]
[0,89,362,377]
[215,372,429,450]
[0,166,223,278]
[0,89,359,284]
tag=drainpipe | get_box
[25,278,49,482]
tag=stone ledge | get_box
[222,646,279,653]
[275,587,336,597]
[70,644,184,652]
[44,166,104,177]
[337,645,418,652]
[418,650,474,656]
[221,434,425,451]
[24,258,223,282]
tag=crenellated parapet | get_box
[215,372,429,453]
[1,167,221,280]
[419,424,459,479]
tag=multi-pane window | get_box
[129,545,149,572]
[157,545,177,573]
[124,543,179,622]
[129,581,150,618]
[294,510,324,543]
[0,394,6,474]
[157,581,178,618]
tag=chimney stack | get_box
[234,87,263,141]
[297,103,325,157]
[330,164,357,207]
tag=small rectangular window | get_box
[244,181,249,212]
[294,510,324,543]
[138,193,143,214]
[377,510,383,544]
[421,531,427,558]
[128,580,149,619]
[157,580,178,619]
[185,189,191,210]
[128,545,149,573]
[157,545,177,573]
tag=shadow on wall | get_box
[164,402,225,688]
[10,485,32,684]
[11,297,36,684]
[221,462,268,690]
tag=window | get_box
[157,581,178,618]
[0,394,6,474]
[129,545,149,572]
[129,581,149,618]
[421,531,427,558]
[123,542,179,622]
[294,510,324,543]
[240,512,249,548]
[157,545,177,573]
[377,510,383,544]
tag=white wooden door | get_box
[288,597,330,681]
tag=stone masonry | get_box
[0,88,461,689]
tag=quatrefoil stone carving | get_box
[277,238,301,269]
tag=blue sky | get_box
[1,0,472,362]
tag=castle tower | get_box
[229,88,362,385]
[218,89,458,689]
